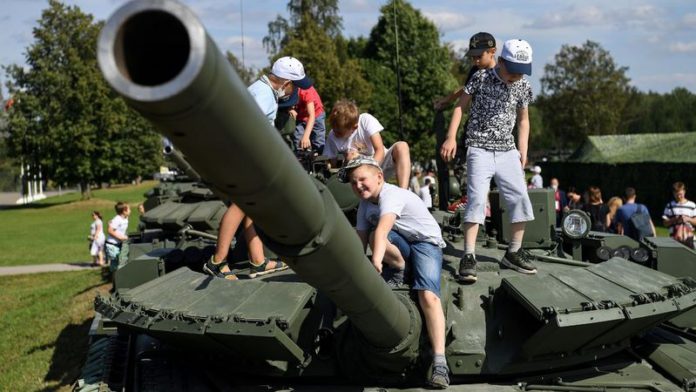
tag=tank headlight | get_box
[561,210,591,239]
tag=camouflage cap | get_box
[338,156,382,183]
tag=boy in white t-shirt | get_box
[420,178,434,210]
[105,201,130,272]
[342,156,449,389]
[326,99,411,188]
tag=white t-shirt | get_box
[663,199,696,234]
[530,174,543,189]
[419,184,433,208]
[106,215,129,245]
[90,219,105,244]
[324,113,386,159]
[356,183,445,247]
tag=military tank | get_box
[75,1,696,391]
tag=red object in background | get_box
[448,195,468,212]
[4,97,14,111]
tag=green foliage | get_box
[263,0,342,57]
[528,105,551,151]
[362,0,457,161]
[620,88,696,134]
[3,0,162,198]
[537,41,631,150]
[279,20,371,110]
[226,50,257,86]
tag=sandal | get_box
[203,256,239,281]
[248,257,288,278]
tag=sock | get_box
[509,239,521,253]
[464,243,475,255]
[433,353,447,367]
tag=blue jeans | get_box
[387,230,443,297]
[293,112,326,154]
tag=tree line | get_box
[1,0,694,196]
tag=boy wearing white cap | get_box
[247,56,312,125]
[204,56,311,281]
[441,39,537,283]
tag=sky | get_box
[1,0,695,97]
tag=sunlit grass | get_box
[0,270,109,391]
[0,182,154,266]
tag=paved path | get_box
[0,262,101,276]
[0,189,77,206]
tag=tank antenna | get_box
[393,0,404,141]
[240,0,246,68]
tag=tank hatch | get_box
[502,257,696,360]
[96,267,315,364]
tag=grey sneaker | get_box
[502,249,537,274]
[458,253,477,283]
[427,363,450,389]
[384,269,405,288]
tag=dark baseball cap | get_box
[467,32,496,57]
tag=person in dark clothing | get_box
[583,186,608,232]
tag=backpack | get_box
[669,203,695,246]
[628,205,652,241]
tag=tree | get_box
[226,50,257,86]
[278,20,371,109]
[536,41,631,150]
[4,0,161,198]
[263,0,342,57]
[362,0,457,160]
[266,1,371,110]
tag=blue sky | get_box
[1,0,695,97]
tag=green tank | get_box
[76,1,696,390]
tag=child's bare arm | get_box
[370,133,386,165]
[300,102,316,150]
[441,93,472,162]
[371,213,397,273]
[433,87,464,111]
[516,107,530,168]
[356,229,369,253]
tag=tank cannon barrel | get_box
[97,0,419,355]
[163,144,201,181]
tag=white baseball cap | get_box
[271,56,313,89]
[531,165,542,174]
[501,39,533,76]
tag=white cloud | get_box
[669,42,696,53]
[525,5,605,29]
[422,11,474,33]
[220,36,266,68]
[525,4,664,30]
[683,13,696,29]
[342,0,379,13]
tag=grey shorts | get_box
[464,147,534,225]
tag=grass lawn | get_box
[0,181,154,266]
[0,269,110,391]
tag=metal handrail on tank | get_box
[97,0,420,363]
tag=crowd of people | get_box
[544,179,694,248]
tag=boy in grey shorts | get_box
[441,39,537,283]
[343,156,450,389]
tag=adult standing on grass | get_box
[88,211,106,266]
[105,201,130,272]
